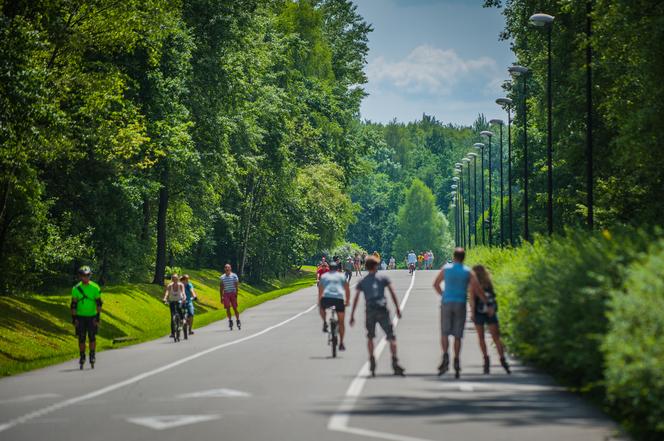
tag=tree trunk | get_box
[152,164,169,285]
[141,196,150,242]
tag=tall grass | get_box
[467,228,663,440]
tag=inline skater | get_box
[350,256,405,376]
[71,266,102,369]
[432,248,489,378]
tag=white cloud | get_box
[366,45,497,95]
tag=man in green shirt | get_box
[71,266,102,369]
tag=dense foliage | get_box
[468,228,664,440]
[0,0,371,290]
[477,0,664,239]
[346,115,482,258]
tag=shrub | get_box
[604,238,664,440]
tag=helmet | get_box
[329,262,339,271]
[78,266,92,276]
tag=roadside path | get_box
[0,270,625,440]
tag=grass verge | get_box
[0,266,316,376]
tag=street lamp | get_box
[462,157,472,248]
[496,97,514,245]
[509,65,531,242]
[473,142,486,245]
[468,152,479,246]
[480,130,494,246]
[451,183,460,245]
[489,119,505,246]
[530,12,555,235]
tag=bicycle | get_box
[166,301,187,342]
[408,263,415,275]
[324,305,339,358]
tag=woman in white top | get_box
[163,274,185,337]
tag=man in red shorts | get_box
[220,263,241,330]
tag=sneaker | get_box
[322,322,328,333]
[392,357,405,376]
[454,357,461,379]
[438,353,449,376]
[369,356,376,377]
[500,357,511,374]
[483,356,490,375]
[236,320,241,330]
[339,343,346,351]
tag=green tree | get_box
[393,179,452,260]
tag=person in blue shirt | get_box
[180,275,198,335]
[432,248,490,378]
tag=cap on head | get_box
[78,266,92,276]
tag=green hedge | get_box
[467,229,662,440]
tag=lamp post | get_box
[496,98,514,245]
[449,192,458,245]
[480,131,494,246]
[456,167,466,248]
[452,182,459,246]
[530,12,555,235]
[586,1,594,228]
[508,65,530,242]
[490,119,505,246]
[473,143,485,245]
[468,152,479,246]
[462,157,472,248]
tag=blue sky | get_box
[353,0,514,126]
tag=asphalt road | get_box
[0,270,626,441]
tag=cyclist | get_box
[318,262,350,351]
[220,264,241,330]
[407,250,417,274]
[181,274,198,335]
[70,266,102,369]
[163,274,186,338]
[316,261,330,285]
[344,257,354,284]
[350,256,405,376]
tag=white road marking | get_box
[437,381,564,393]
[127,414,220,430]
[0,303,317,434]
[176,388,251,399]
[0,394,60,404]
[328,271,435,441]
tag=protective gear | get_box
[78,266,92,275]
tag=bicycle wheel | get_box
[331,335,337,358]
[330,320,338,358]
[183,318,188,340]
[171,315,178,342]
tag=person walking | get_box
[220,264,241,330]
[388,256,396,270]
[354,253,362,276]
[432,248,489,378]
[350,256,405,376]
[344,257,354,284]
[423,251,430,270]
[181,274,198,335]
[71,266,102,369]
[471,265,511,374]
[428,250,435,270]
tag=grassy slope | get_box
[0,266,316,376]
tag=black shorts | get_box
[366,307,395,340]
[473,312,499,326]
[76,316,98,343]
[320,297,345,313]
